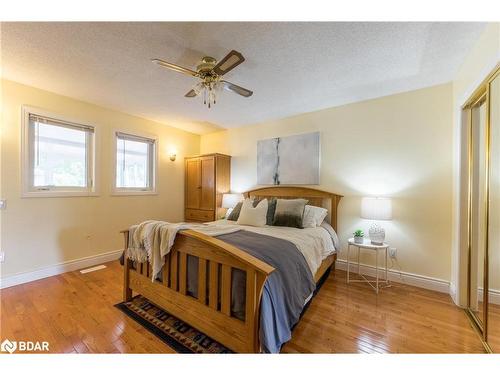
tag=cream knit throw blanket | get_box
[126,221,240,281]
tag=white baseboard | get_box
[449,283,462,306]
[0,249,123,289]
[477,287,500,306]
[335,259,450,294]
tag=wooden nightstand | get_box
[347,238,391,294]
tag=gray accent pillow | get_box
[272,198,308,228]
[254,197,277,225]
[227,201,243,221]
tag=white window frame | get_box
[111,129,158,196]
[21,106,100,198]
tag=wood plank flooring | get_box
[487,303,500,352]
[0,261,485,353]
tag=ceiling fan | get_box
[152,50,253,108]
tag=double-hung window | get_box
[23,108,96,196]
[113,131,157,194]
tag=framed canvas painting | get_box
[257,131,320,185]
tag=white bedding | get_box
[128,219,338,281]
[205,219,337,276]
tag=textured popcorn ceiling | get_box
[1,22,486,134]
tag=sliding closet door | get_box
[469,97,488,327]
[487,73,500,352]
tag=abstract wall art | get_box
[257,131,320,185]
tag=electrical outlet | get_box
[0,252,5,263]
[0,200,6,210]
[389,247,397,259]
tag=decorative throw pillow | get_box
[227,201,243,221]
[302,205,328,228]
[253,197,277,225]
[272,198,308,228]
[237,198,268,227]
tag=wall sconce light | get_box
[169,152,177,162]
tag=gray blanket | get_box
[186,230,315,353]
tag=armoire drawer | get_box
[185,209,214,222]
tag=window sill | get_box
[22,190,99,198]
[111,190,158,196]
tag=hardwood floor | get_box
[487,302,500,353]
[0,261,485,353]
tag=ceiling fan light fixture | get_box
[153,49,252,108]
[193,82,204,96]
[194,78,223,109]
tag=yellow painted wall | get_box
[0,79,200,278]
[201,83,454,282]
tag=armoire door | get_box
[199,156,215,210]
[185,158,201,209]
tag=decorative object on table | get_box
[361,197,392,245]
[257,132,320,185]
[353,229,364,244]
[222,193,244,217]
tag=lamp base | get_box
[369,223,385,245]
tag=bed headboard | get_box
[244,186,343,231]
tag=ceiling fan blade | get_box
[221,80,253,97]
[151,58,198,77]
[212,50,245,76]
[185,89,197,98]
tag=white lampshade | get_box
[222,193,243,209]
[361,197,392,221]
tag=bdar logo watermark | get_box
[1,339,17,354]
[1,339,49,353]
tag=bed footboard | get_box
[121,229,274,353]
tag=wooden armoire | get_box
[184,153,231,222]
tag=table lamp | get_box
[222,193,243,216]
[361,197,392,245]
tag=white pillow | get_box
[320,221,340,250]
[236,198,268,227]
[302,205,328,228]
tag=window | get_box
[22,108,96,196]
[113,132,157,194]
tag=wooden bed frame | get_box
[121,186,342,353]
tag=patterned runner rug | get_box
[115,295,232,353]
